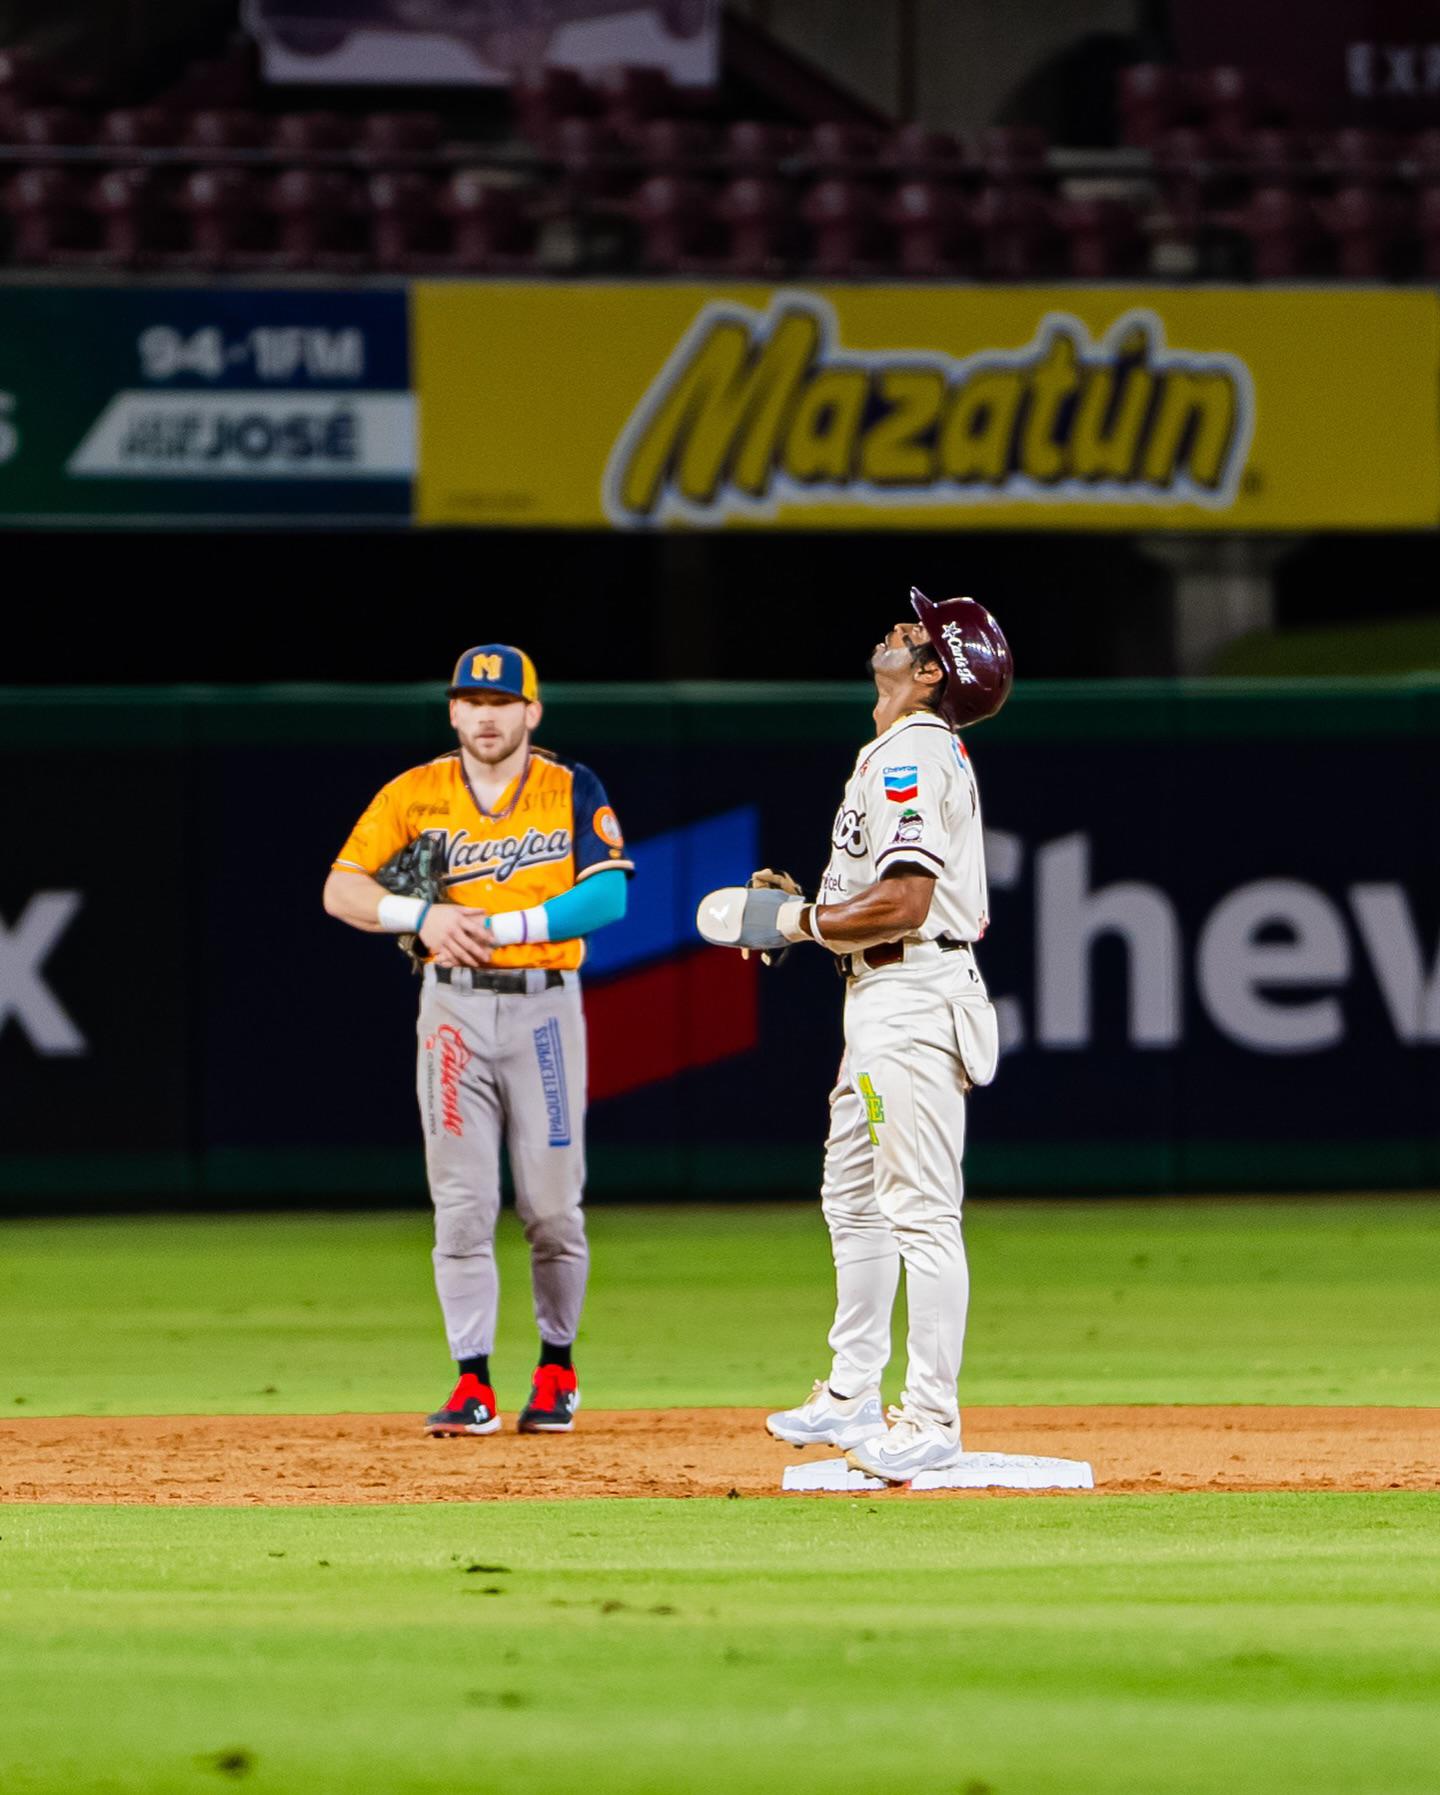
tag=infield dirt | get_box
[3,1405,1436,1503]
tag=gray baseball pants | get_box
[416,966,589,1362]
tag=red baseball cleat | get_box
[425,1373,501,1437]
[517,1363,580,1433]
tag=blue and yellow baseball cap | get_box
[447,644,540,702]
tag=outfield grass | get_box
[3,1199,1437,1795]
[1,1198,1437,1415]
[3,1495,1438,1795]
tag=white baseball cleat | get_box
[844,1407,964,1482]
[766,1379,888,1448]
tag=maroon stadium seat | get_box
[1235,127,1308,185]
[92,166,174,267]
[270,168,361,269]
[722,120,798,176]
[512,67,600,151]
[886,179,973,276]
[807,121,883,175]
[515,65,598,121]
[178,167,267,267]
[441,172,534,271]
[1316,128,1397,179]
[273,112,355,158]
[976,126,1048,184]
[715,175,793,275]
[638,117,714,172]
[1185,65,1259,151]
[1153,126,1215,234]
[4,167,91,262]
[12,106,92,149]
[593,65,680,125]
[973,184,1059,278]
[1057,196,1146,278]
[1117,62,1182,147]
[1320,183,1407,279]
[1410,130,1440,183]
[359,113,443,162]
[800,177,887,275]
[1419,186,1440,276]
[1234,185,1319,279]
[551,116,630,199]
[881,124,967,178]
[99,108,181,151]
[367,171,440,272]
[183,108,269,153]
[631,173,716,271]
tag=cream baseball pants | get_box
[820,949,998,1428]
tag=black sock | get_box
[539,1340,572,1370]
[459,1354,490,1385]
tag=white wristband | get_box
[377,894,428,934]
[486,906,550,948]
[776,898,809,944]
[795,902,863,956]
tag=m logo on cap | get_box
[471,653,503,682]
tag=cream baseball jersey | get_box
[818,712,989,944]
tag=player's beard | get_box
[463,715,529,765]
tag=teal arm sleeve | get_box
[541,868,628,941]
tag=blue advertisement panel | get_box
[0,683,1436,1204]
[0,288,412,524]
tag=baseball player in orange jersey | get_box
[697,592,1012,1482]
[323,645,633,1437]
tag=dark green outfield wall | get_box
[1,677,1436,1207]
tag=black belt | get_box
[842,935,969,978]
[434,967,565,994]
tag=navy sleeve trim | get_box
[569,761,626,878]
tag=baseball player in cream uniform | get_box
[698,590,1013,1481]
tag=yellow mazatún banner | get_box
[414,284,1440,531]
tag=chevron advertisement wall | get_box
[0,681,1436,1205]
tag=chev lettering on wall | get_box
[605,296,1254,526]
[439,825,572,886]
[986,830,1440,1056]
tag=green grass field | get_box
[4,1497,1438,1795]
[4,1197,1438,1413]
[3,1198,1438,1795]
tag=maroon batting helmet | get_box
[909,588,1013,730]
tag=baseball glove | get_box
[745,867,804,966]
[375,831,450,973]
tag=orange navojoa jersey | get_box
[332,747,633,971]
